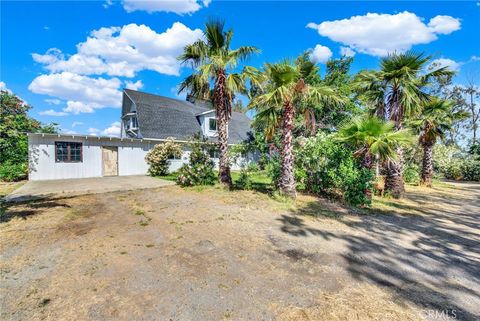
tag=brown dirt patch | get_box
[1,182,478,321]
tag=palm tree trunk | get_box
[278,101,296,197]
[362,152,374,201]
[420,141,434,187]
[385,158,405,198]
[214,69,232,187]
[384,110,406,197]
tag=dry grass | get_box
[275,284,423,321]
[1,181,478,320]
[0,181,25,198]
[370,181,471,216]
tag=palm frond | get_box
[178,40,208,66]
[205,19,226,50]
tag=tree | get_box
[178,20,261,187]
[232,99,247,113]
[337,116,413,199]
[409,99,469,187]
[354,52,453,198]
[250,61,344,197]
[0,90,57,181]
[460,83,480,145]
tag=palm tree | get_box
[354,52,454,198]
[178,20,261,187]
[250,61,344,197]
[409,99,468,187]
[337,116,413,199]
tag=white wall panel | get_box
[28,134,256,180]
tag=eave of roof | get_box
[27,132,244,145]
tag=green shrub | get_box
[442,160,463,180]
[296,133,373,207]
[145,138,182,176]
[246,162,259,172]
[460,160,480,181]
[0,161,28,182]
[433,144,462,174]
[469,143,480,160]
[403,163,420,184]
[265,154,281,188]
[176,138,216,187]
[235,168,253,190]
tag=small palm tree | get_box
[337,116,413,199]
[178,20,261,187]
[409,99,468,187]
[250,61,344,197]
[354,52,454,198]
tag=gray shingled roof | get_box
[123,89,252,144]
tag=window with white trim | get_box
[208,118,217,131]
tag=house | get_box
[28,89,254,181]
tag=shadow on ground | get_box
[1,198,72,223]
[279,184,480,321]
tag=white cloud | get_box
[45,98,62,105]
[0,81,12,93]
[309,44,332,63]
[39,109,68,116]
[63,101,96,114]
[427,15,461,35]
[428,58,461,72]
[72,121,83,128]
[87,127,100,136]
[125,80,143,90]
[29,72,122,114]
[103,0,113,8]
[32,22,203,77]
[32,48,64,64]
[340,46,355,57]
[62,129,78,135]
[307,11,461,56]
[471,55,480,62]
[122,0,208,14]
[102,121,121,137]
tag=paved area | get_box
[5,176,173,202]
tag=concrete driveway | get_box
[5,176,173,202]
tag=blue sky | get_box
[1,1,479,136]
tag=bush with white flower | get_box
[176,136,216,187]
[145,138,182,176]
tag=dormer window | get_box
[131,116,138,129]
[209,118,217,131]
[124,112,138,131]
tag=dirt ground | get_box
[1,182,479,321]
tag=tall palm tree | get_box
[337,116,413,199]
[250,61,344,197]
[178,20,261,187]
[409,98,468,187]
[354,52,454,198]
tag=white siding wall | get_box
[118,141,152,176]
[28,134,255,180]
[29,135,103,180]
[28,135,157,180]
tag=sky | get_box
[1,0,479,137]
